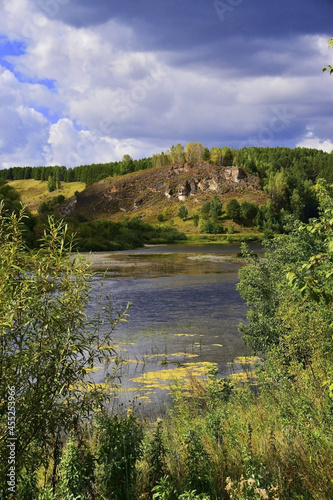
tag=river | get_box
[87,244,259,414]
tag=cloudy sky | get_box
[0,0,333,168]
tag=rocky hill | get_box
[65,162,267,222]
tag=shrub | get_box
[96,411,144,500]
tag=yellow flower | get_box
[225,477,233,492]
[256,488,269,499]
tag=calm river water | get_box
[88,244,259,414]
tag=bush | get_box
[178,205,188,221]
[58,435,95,499]
[96,411,144,500]
[0,207,128,495]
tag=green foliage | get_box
[200,201,211,220]
[147,420,167,490]
[181,430,212,494]
[226,198,241,221]
[202,220,223,234]
[192,213,199,227]
[47,174,56,192]
[96,411,144,500]
[121,154,134,175]
[38,195,66,215]
[152,476,178,500]
[254,200,282,235]
[178,492,210,500]
[0,207,128,495]
[209,194,222,221]
[178,205,188,221]
[71,217,186,251]
[58,434,95,499]
[240,201,258,226]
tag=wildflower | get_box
[247,477,256,488]
[225,477,233,492]
[256,487,269,499]
[239,475,246,493]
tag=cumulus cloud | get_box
[296,132,333,153]
[0,0,333,168]
[44,118,170,167]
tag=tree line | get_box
[2,144,333,227]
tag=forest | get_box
[1,145,333,247]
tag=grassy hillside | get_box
[9,179,85,213]
[70,163,268,240]
[7,163,271,243]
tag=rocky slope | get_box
[67,162,267,220]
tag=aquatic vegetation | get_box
[130,362,217,392]
[174,333,197,337]
[228,356,261,365]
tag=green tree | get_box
[290,188,305,220]
[240,201,258,226]
[185,142,204,163]
[221,146,234,166]
[226,198,241,221]
[210,194,222,221]
[121,154,134,175]
[201,201,211,220]
[170,144,185,163]
[210,147,222,165]
[47,174,56,192]
[0,207,129,493]
[178,205,189,220]
[193,213,200,227]
[237,181,333,354]
[202,147,210,161]
[266,169,288,209]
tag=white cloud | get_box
[0,0,333,167]
[296,132,333,153]
[44,118,169,167]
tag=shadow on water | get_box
[86,244,260,415]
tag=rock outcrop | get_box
[73,162,264,217]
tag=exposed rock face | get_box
[73,162,263,217]
[178,180,191,201]
[58,195,77,216]
[134,198,143,209]
[224,167,247,183]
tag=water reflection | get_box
[87,244,257,412]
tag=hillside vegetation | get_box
[9,179,85,213]
[3,144,333,248]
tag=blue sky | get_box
[0,0,333,168]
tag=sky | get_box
[0,0,333,169]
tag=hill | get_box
[64,162,267,237]
[9,179,85,214]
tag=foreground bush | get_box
[0,204,128,498]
